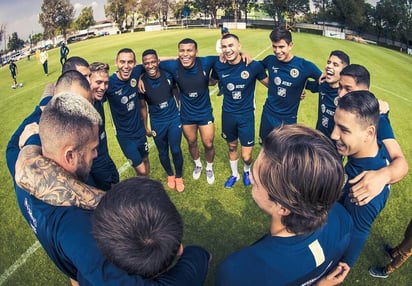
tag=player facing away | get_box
[211,33,268,188]
[215,124,353,286]
[139,49,185,192]
[9,59,19,88]
[305,50,350,137]
[332,90,391,267]
[259,26,322,142]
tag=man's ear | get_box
[279,206,291,217]
[63,147,77,167]
[366,125,376,141]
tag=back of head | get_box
[178,38,197,50]
[39,93,102,157]
[92,177,183,278]
[258,124,344,234]
[62,56,89,74]
[269,26,292,44]
[337,90,380,129]
[340,64,370,88]
[329,50,350,66]
[55,70,92,102]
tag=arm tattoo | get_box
[15,145,105,209]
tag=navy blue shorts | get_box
[259,110,296,143]
[116,135,148,167]
[181,111,214,126]
[222,111,255,146]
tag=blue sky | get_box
[0,0,106,41]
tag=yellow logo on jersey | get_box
[241,71,250,79]
[130,78,137,87]
[290,68,299,78]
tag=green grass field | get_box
[0,28,411,285]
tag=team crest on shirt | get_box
[334,96,339,106]
[130,78,137,87]
[227,83,235,91]
[290,68,299,78]
[241,71,249,79]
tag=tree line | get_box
[1,0,411,53]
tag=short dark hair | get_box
[337,90,380,129]
[329,50,350,66]
[340,64,370,88]
[269,26,292,44]
[221,33,239,42]
[62,56,89,73]
[178,38,197,50]
[55,70,90,94]
[142,49,158,59]
[92,177,183,278]
[258,124,344,234]
[116,48,136,61]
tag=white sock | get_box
[206,161,213,171]
[230,159,239,177]
[194,158,202,168]
[244,163,251,172]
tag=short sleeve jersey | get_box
[215,203,353,286]
[160,57,218,119]
[105,65,145,138]
[261,55,322,118]
[212,60,267,114]
[139,70,179,123]
[316,82,339,137]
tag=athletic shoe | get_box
[369,266,389,278]
[243,171,251,186]
[206,169,215,184]
[384,243,394,261]
[192,166,202,180]
[224,175,239,188]
[167,175,176,189]
[175,177,185,192]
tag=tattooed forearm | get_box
[15,145,105,209]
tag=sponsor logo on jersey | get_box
[227,83,235,91]
[121,96,128,104]
[222,74,230,78]
[274,76,282,86]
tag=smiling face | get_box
[90,71,109,101]
[331,107,371,158]
[142,53,160,78]
[325,55,346,88]
[115,52,136,81]
[221,36,241,64]
[272,39,293,62]
[338,75,369,97]
[178,43,198,68]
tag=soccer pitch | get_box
[0,28,411,285]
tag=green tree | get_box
[39,0,75,40]
[192,0,231,27]
[75,7,96,30]
[262,0,309,25]
[7,32,25,51]
[105,0,128,30]
[328,0,365,31]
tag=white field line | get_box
[373,85,412,104]
[0,45,273,284]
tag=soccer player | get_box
[215,124,353,285]
[139,49,185,192]
[211,33,268,188]
[105,48,149,177]
[60,42,70,66]
[87,62,119,191]
[259,26,322,142]
[331,90,391,267]
[9,93,210,285]
[159,38,219,184]
[306,50,350,137]
[9,59,18,88]
[337,64,408,206]
[39,47,49,76]
[216,26,230,54]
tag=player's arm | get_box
[259,77,269,88]
[139,98,152,137]
[15,145,105,209]
[349,138,408,205]
[315,262,350,286]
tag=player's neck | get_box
[351,140,379,159]
[270,218,295,237]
